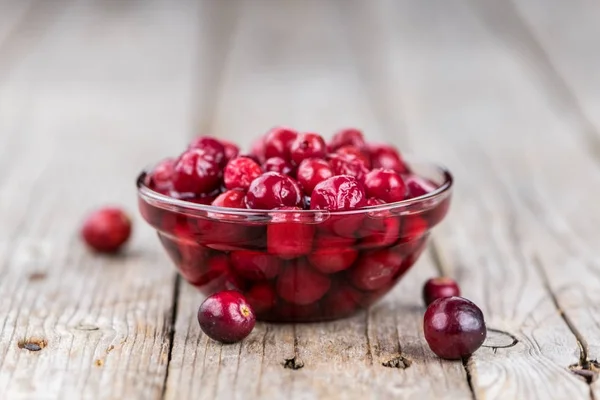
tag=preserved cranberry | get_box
[274,301,322,321]
[148,158,175,193]
[172,149,221,195]
[423,277,461,306]
[310,175,367,211]
[401,215,428,242]
[263,126,298,161]
[322,284,363,318]
[327,153,369,183]
[188,136,226,166]
[230,250,280,280]
[369,144,409,173]
[224,157,262,191]
[81,207,132,253]
[308,245,358,274]
[276,260,330,305]
[348,249,403,291]
[359,212,401,249]
[364,168,407,203]
[424,297,486,360]
[219,139,240,164]
[289,132,327,165]
[212,189,246,208]
[246,283,277,314]
[246,172,303,210]
[336,145,371,168]
[296,158,333,195]
[198,291,256,343]
[405,174,437,198]
[263,157,293,175]
[267,207,315,259]
[328,128,366,151]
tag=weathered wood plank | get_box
[340,0,600,398]
[0,0,202,398]
[165,1,472,399]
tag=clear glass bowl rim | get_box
[136,157,453,217]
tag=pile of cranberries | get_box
[138,127,452,322]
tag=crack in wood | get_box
[282,357,304,370]
[382,355,412,369]
[160,275,180,400]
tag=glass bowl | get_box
[137,159,453,322]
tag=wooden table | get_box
[1,0,599,398]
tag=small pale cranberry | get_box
[348,249,403,291]
[364,168,407,203]
[289,132,327,165]
[188,136,226,166]
[336,145,371,168]
[263,126,298,161]
[369,144,409,173]
[328,128,366,151]
[424,297,486,360]
[172,149,221,195]
[246,172,303,210]
[219,139,240,164]
[246,283,277,315]
[263,156,293,176]
[267,207,315,259]
[148,158,175,193]
[230,250,280,280]
[212,189,246,208]
[404,174,437,198]
[310,175,367,211]
[296,158,333,195]
[276,260,330,305]
[224,157,262,190]
[327,153,369,183]
[423,277,461,306]
[198,291,256,343]
[81,207,132,253]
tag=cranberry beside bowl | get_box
[137,134,453,323]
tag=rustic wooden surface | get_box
[1,0,599,399]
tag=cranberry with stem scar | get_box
[424,296,486,360]
[198,291,256,343]
[81,207,132,253]
[422,277,461,306]
[289,132,327,166]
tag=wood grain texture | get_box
[164,1,471,399]
[341,0,600,398]
[0,0,201,398]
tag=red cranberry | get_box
[336,145,371,168]
[327,153,369,183]
[188,136,226,166]
[276,260,330,305]
[219,139,240,164]
[148,158,175,193]
[296,158,333,195]
[212,189,246,208]
[424,297,486,360]
[289,132,327,165]
[328,128,366,151]
[423,277,461,306]
[359,211,401,249]
[246,283,277,314]
[369,144,409,173]
[197,291,256,343]
[246,172,303,210]
[230,250,280,280]
[310,175,367,211]
[364,168,407,203]
[274,301,322,322]
[224,157,262,191]
[405,174,437,198]
[263,156,293,175]
[81,207,132,253]
[263,126,298,161]
[172,149,221,195]
[250,137,266,163]
[401,215,428,242]
[308,235,358,273]
[267,207,315,259]
[348,249,403,291]
[322,284,363,318]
